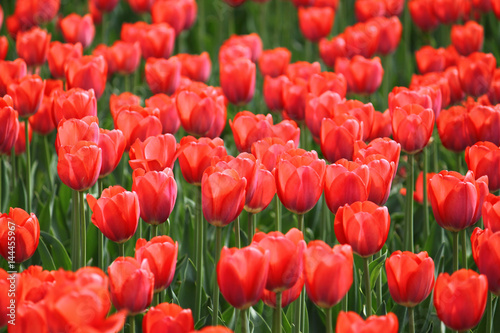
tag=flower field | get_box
[1,0,500,332]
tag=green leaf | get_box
[37,237,56,271]
[40,231,72,270]
[249,307,271,333]
[370,251,388,287]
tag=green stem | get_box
[24,119,31,213]
[423,148,430,238]
[195,186,204,322]
[461,229,467,269]
[273,292,282,333]
[118,242,125,257]
[11,147,17,189]
[153,292,160,307]
[241,308,249,333]
[213,226,222,325]
[275,195,281,232]
[322,195,330,244]
[128,315,135,333]
[299,122,307,151]
[247,212,255,245]
[453,232,459,272]
[405,154,415,252]
[341,293,348,312]
[363,257,372,317]
[433,133,439,172]
[235,216,241,248]
[101,12,108,45]
[152,225,158,238]
[124,74,131,94]
[43,135,54,189]
[408,307,415,333]
[326,307,333,333]
[79,191,86,267]
[72,190,79,271]
[382,55,390,110]
[293,214,305,333]
[98,179,104,270]
[486,292,492,333]
[456,152,462,174]
[297,214,304,233]
[376,251,382,310]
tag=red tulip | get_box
[444,66,466,104]
[451,21,484,56]
[458,52,496,97]
[408,0,439,31]
[87,186,140,243]
[114,105,163,149]
[304,91,342,140]
[177,136,227,185]
[127,0,155,13]
[261,271,304,309]
[385,251,434,307]
[151,0,187,35]
[437,105,476,152]
[141,23,176,59]
[202,165,246,227]
[97,129,125,178]
[57,141,102,191]
[223,33,263,62]
[275,150,326,214]
[244,161,276,214]
[177,52,211,82]
[355,0,386,22]
[129,133,177,172]
[298,7,335,42]
[107,41,142,75]
[47,41,82,79]
[65,55,108,99]
[334,201,390,257]
[319,35,347,68]
[0,106,19,155]
[482,193,500,232]
[145,94,181,134]
[11,122,32,156]
[59,13,95,48]
[466,141,500,191]
[304,241,353,308]
[469,104,500,146]
[368,109,392,140]
[55,116,99,151]
[109,92,141,120]
[143,303,194,333]
[135,236,178,292]
[0,59,26,97]
[8,74,44,118]
[282,80,308,122]
[52,88,97,125]
[217,245,270,309]
[272,120,301,147]
[471,228,500,295]
[392,104,434,154]
[434,269,488,331]
[258,47,291,78]
[0,36,7,60]
[344,23,380,59]
[334,99,375,140]
[428,170,489,232]
[16,27,50,67]
[371,16,402,55]
[433,0,470,24]
[320,115,363,163]
[308,72,347,98]
[108,256,154,314]
[132,168,177,225]
[220,57,256,105]
[336,312,399,333]
[29,93,56,135]
[353,137,401,172]
[415,46,448,74]
[229,111,274,153]
[251,137,296,172]
[0,208,39,263]
[335,56,384,94]
[90,0,119,12]
[252,228,306,292]
[145,57,181,95]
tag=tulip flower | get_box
[55,116,99,151]
[109,92,141,120]
[258,48,291,78]
[229,111,274,153]
[223,33,263,62]
[482,193,500,232]
[177,52,211,82]
[355,0,386,22]
[114,105,163,149]
[106,41,142,75]
[353,137,401,175]
[372,16,402,55]
[451,21,484,56]
[132,168,177,226]
[305,91,343,140]
[143,303,194,333]
[335,56,384,95]
[52,88,97,125]
[408,0,439,31]
[251,138,296,172]
[91,0,119,12]
[139,23,176,59]
[261,272,304,309]
[87,185,140,244]
[0,106,19,155]
[263,75,289,111]
[308,71,347,97]
[244,165,276,214]
[16,27,50,67]
[59,13,95,48]
[128,133,177,172]
[471,228,500,295]
[145,94,181,135]
[298,7,335,42]
[468,104,500,146]
[392,104,434,154]
[135,236,178,292]
[319,35,347,68]
[320,115,364,163]
[8,75,45,118]
[466,142,500,191]
[97,129,125,178]
[0,36,7,60]
[57,141,102,192]
[127,0,155,13]
[434,269,488,331]
[108,256,155,314]
[458,52,496,97]
[367,110,392,140]
[0,59,27,97]
[437,105,477,152]
[0,208,39,263]
[344,23,380,59]
[388,86,433,116]
[220,57,256,106]
[336,312,399,333]
[145,57,181,95]
[65,55,107,99]
[334,100,374,140]
[29,94,56,135]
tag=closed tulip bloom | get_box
[217,245,270,309]
[140,23,176,60]
[202,166,246,227]
[12,122,32,156]
[245,165,276,213]
[308,72,347,98]
[466,141,500,191]
[258,48,291,78]
[127,0,155,13]
[305,91,342,140]
[372,16,403,55]
[434,269,487,331]
[251,138,296,172]
[52,88,97,125]
[145,57,181,95]
[109,92,141,120]
[59,13,95,48]
[219,44,252,64]
[368,109,392,140]
[458,52,496,97]
[321,115,363,163]
[263,75,289,111]
[335,56,384,94]
[334,99,375,140]
[91,0,119,12]
[220,57,256,106]
[324,159,369,214]
[287,61,321,81]
[0,59,26,97]
[469,105,500,145]
[145,94,181,134]
[176,84,227,138]
[16,27,50,67]
[8,74,44,118]
[261,271,304,309]
[29,94,56,135]
[282,80,308,122]
[57,141,102,191]
[129,133,177,172]
[451,21,483,56]
[415,46,447,74]
[47,41,83,79]
[344,23,380,59]
[229,111,274,152]
[151,0,187,36]
[108,257,154,314]
[272,120,301,147]
[437,106,476,152]
[177,52,211,82]
[392,104,434,154]
[353,137,401,171]
[0,106,19,155]
[298,7,335,42]
[385,251,434,307]
[132,168,177,225]
[355,0,386,22]
[408,0,439,31]
[135,236,178,292]
[482,193,500,232]
[177,136,227,185]
[55,116,99,150]
[65,55,107,99]
[87,186,140,243]
[0,36,7,60]
[223,33,263,63]
[252,228,306,292]
[471,228,500,295]
[336,311,399,333]
[304,241,353,308]
[0,208,39,263]
[335,201,390,257]
[107,41,142,75]
[428,170,488,232]
[98,129,125,178]
[319,35,347,68]
[143,303,194,333]
[114,105,163,149]
[275,150,326,214]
